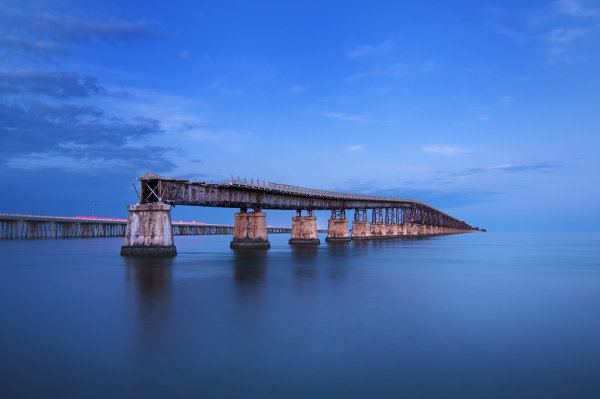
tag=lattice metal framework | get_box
[136,173,472,230]
[354,208,368,221]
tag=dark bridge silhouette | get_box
[121,173,477,256]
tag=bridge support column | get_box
[121,203,177,256]
[325,209,350,242]
[230,208,270,249]
[289,210,320,245]
[385,224,396,237]
[352,220,371,240]
[370,223,387,238]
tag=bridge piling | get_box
[289,209,320,245]
[325,209,351,242]
[351,208,371,240]
[230,208,270,249]
[120,203,177,256]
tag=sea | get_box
[1,232,599,398]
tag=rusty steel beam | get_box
[136,173,473,230]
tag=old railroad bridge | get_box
[121,173,477,256]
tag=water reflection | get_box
[325,242,352,280]
[231,249,268,304]
[232,249,268,283]
[291,246,319,280]
[125,257,173,350]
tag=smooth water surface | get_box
[1,233,599,398]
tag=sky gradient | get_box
[1,0,599,231]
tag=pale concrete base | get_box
[231,211,270,249]
[326,219,350,241]
[352,220,371,240]
[290,216,319,245]
[370,222,388,238]
[121,203,176,257]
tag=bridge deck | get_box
[138,173,472,230]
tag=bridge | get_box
[0,213,291,240]
[120,173,477,256]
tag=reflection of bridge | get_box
[121,173,479,256]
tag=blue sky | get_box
[1,0,599,231]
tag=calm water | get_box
[1,232,599,398]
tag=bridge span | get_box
[121,173,478,256]
[0,213,292,240]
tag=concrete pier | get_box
[121,203,177,256]
[289,211,320,245]
[352,220,371,240]
[385,224,396,237]
[230,209,270,249]
[370,222,387,238]
[326,219,350,242]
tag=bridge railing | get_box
[229,180,400,203]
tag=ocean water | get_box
[0,232,599,398]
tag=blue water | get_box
[1,232,599,398]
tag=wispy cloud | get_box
[546,27,588,43]
[323,112,364,122]
[422,145,469,155]
[486,1,599,62]
[344,62,407,82]
[0,69,103,98]
[347,40,392,58]
[347,145,363,151]
[0,3,159,61]
[179,50,190,60]
[554,0,599,17]
[287,84,307,94]
[467,161,563,174]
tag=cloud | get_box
[0,3,159,60]
[422,145,469,155]
[422,60,446,73]
[6,146,175,172]
[344,62,408,82]
[0,69,103,98]
[323,112,364,122]
[466,161,563,174]
[347,41,392,58]
[347,145,363,151]
[487,2,599,62]
[179,50,190,60]
[545,27,588,43]
[554,0,599,17]
[0,3,177,173]
[287,85,307,94]
[0,99,174,171]
[499,95,513,104]
[338,181,498,209]
[0,36,69,60]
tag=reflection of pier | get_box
[125,257,173,350]
[0,213,290,240]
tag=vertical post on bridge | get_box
[325,209,350,242]
[230,207,270,249]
